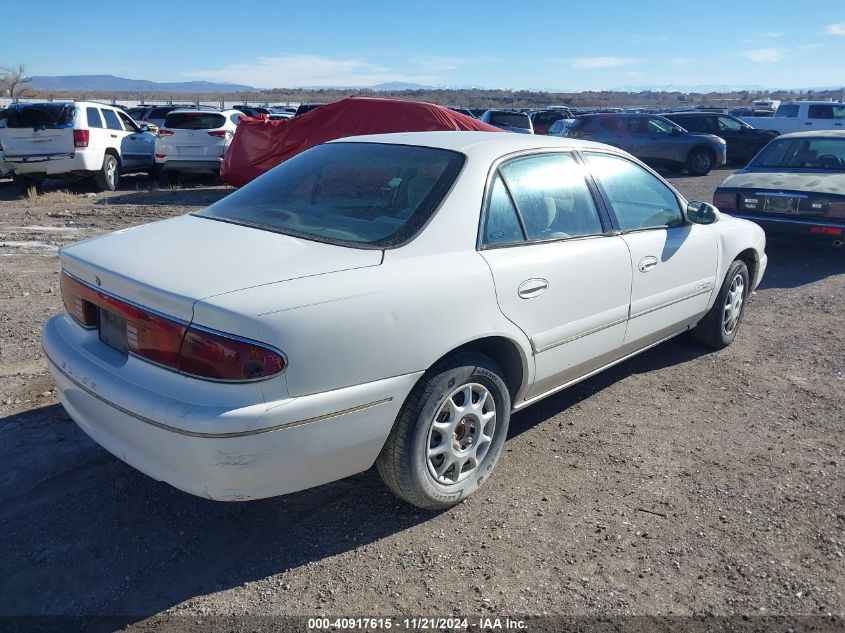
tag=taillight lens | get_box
[207,130,228,137]
[828,201,845,219]
[73,129,89,148]
[157,129,174,137]
[59,272,285,380]
[60,273,98,327]
[180,327,285,380]
[713,191,737,211]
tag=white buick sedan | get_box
[43,132,766,509]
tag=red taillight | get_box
[180,327,285,381]
[810,226,843,236]
[713,191,737,211]
[60,272,285,381]
[207,130,228,137]
[154,153,167,159]
[157,129,174,137]
[73,129,89,148]
[60,273,98,327]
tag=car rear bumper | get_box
[156,158,223,173]
[43,315,419,501]
[4,150,103,176]
[724,212,845,244]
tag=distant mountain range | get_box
[29,75,259,93]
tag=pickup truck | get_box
[740,101,845,134]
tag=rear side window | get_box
[499,153,604,241]
[808,104,845,120]
[101,109,122,130]
[164,113,226,129]
[584,152,683,231]
[484,175,525,245]
[196,142,465,248]
[86,107,103,128]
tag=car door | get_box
[479,152,633,400]
[716,115,750,160]
[117,110,155,170]
[582,151,718,347]
[100,108,133,167]
[640,116,688,164]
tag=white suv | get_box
[0,101,155,192]
[154,109,241,184]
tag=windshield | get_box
[196,142,465,248]
[0,104,75,129]
[750,137,845,171]
[489,112,531,129]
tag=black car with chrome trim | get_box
[713,131,845,245]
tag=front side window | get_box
[101,109,122,131]
[499,153,604,241]
[584,152,683,231]
[197,142,465,248]
[645,117,676,134]
[117,111,139,132]
[86,107,103,129]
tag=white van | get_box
[0,101,155,191]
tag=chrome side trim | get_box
[533,317,628,354]
[728,213,845,228]
[629,288,711,320]
[46,351,392,439]
[514,327,689,412]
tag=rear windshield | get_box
[164,112,226,130]
[750,137,845,171]
[196,142,465,248]
[488,112,531,129]
[0,104,75,129]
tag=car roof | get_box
[333,130,616,157]
[772,130,845,140]
[164,109,237,115]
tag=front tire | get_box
[686,148,715,176]
[690,260,750,349]
[95,154,120,191]
[377,353,511,510]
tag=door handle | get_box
[638,256,658,273]
[518,278,549,299]
[110,134,118,138]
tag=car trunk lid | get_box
[719,171,845,220]
[59,214,383,321]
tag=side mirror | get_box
[138,124,150,133]
[739,126,748,133]
[687,200,719,225]
[671,127,681,135]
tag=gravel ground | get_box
[0,166,842,633]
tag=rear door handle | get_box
[518,278,549,299]
[110,134,118,138]
[638,256,658,273]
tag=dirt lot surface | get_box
[0,167,842,632]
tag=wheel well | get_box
[104,148,120,166]
[735,248,759,285]
[432,337,526,401]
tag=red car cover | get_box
[221,97,502,187]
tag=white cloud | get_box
[571,57,637,69]
[761,31,784,38]
[183,54,436,89]
[827,22,845,35]
[741,48,784,63]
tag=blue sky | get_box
[2,1,844,91]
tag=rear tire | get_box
[690,260,750,349]
[376,352,511,510]
[95,154,120,191]
[686,148,715,176]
